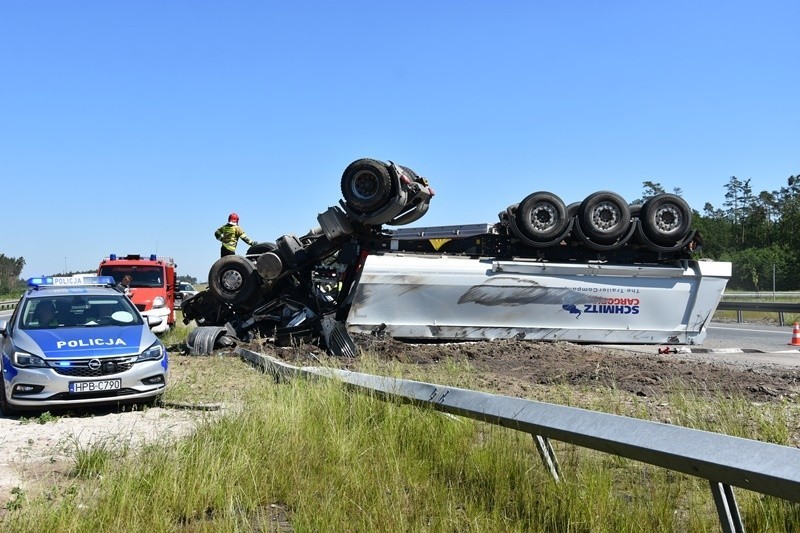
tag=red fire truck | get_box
[98,254,177,333]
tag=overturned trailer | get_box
[182,158,730,355]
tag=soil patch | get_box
[252,336,800,403]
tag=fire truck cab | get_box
[98,254,177,334]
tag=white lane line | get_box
[709,325,789,335]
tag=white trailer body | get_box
[347,254,731,344]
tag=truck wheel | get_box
[578,191,631,244]
[208,255,258,304]
[567,202,581,218]
[246,242,277,256]
[515,192,569,242]
[341,158,393,213]
[640,193,692,245]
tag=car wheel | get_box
[341,158,394,213]
[208,255,258,304]
[578,191,631,244]
[0,382,19,417]
[515,191,569,243]
[640,193,692,246]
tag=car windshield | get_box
[180,283,195,291]
[98,266,165,288]
[20,294,143,329]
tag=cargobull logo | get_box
[56,338,127,349]
[563,298,640,318]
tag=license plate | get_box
[69,379,122,393]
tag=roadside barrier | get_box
[716,301,800,327]
[0,300,17,311]
[238,347,800,533]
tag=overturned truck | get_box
[182,158,731,356]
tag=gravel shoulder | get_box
[0,405,212,507]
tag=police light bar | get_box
[27,276,116,287]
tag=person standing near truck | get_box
[215,212,257,257]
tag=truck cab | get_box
[98,254,177,334]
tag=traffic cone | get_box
[789,323,800,346]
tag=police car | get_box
[0,276,168,415]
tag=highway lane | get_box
[602,321,800,368]
[705,321,797,352]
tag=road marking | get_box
[709,325,789,335]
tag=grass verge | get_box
[1,351,798,532]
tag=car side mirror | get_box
[147,316,164,329]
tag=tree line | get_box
[0,254,25,296]
[644,174,800,291]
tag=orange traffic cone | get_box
[789,323,800,346]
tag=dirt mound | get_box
[255,336,800,403]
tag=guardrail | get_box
[723,291,800,298]
[0,300,17,311]
[716,301,800,327]
[238,347,800,533]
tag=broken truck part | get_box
[181,158,730,355]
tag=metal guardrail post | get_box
[710,481,744,533]
[533,434,561,483]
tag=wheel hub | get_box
[530,203,557,231]
[352,171,379,200]
[655,206,680,232]
[590,201,621,232]
[221,270,244,292]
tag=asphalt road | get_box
[599,321,800,369]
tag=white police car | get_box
[0,276,167,415]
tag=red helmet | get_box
[228,212,239,223]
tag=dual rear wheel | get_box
[510,191,692,249]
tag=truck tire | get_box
[515,192,569,243]
[396,164,421,183]
[246,242,277,256]
[578,191,631,244]
[640,193,692,246]
[341,158,393,213]
[208,255,258,304]
[567,202,581,218]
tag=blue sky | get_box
[2,1,798,280]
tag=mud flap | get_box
[321,316,357,358]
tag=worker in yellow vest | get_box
[214,212,257,257]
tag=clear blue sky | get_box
[2,1,798,280]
